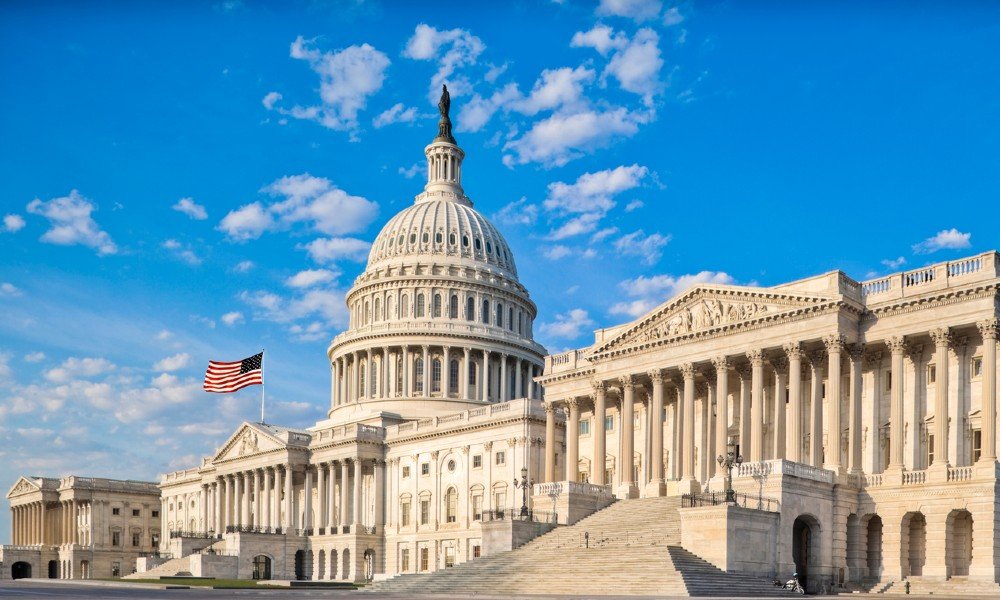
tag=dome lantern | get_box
[418,85,470,206]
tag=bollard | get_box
[584,531,589,548]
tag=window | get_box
[927,364,936,384]
[473,544,481,558]
[579,419,590,436]
[401,548,411,571]
[448,459,456,472]
[132,509,140,517]
[410,233,417,244]
[482,300,490,324]
[494,491,506,514]
[496,303,503,328]
[415,358,424,393]
[152,510,159,518]
[435,232,443,244]
[445,546,456,567]
[495,451,506,466]
[421,462,430,476]
[433,294,442,318]
[420,500,430,525]
[402,466,411,478]
[112,508,121,516]
[973,429,983,462]
[508,308,514,330]
[151,532,159,547]
[473,454,482,469]
[475,238,482,251]
[401,501,411,527]
[112,531,121,546]
[884,371,892,392]
[374,298,381,321]
[360,363,366,396]
[422,232,429,243]
[466,297,475,321]
[472,494,483,520]
[401,295,409,317]
[449,360,459,391]
[462,235,469,248]
[432,359,442,392]
[469,361,477,384]
[972,357,983,378]
[605,415,614,432]
[449,295,458,319]
[449,233,456,245]
[112,562,121,578]
[416,294,426,317]
[927,434,935,467]
[420,547,430,571]
[445,489,457,523]
[486,241,493,254]
[132,532,141,547]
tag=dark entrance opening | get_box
[294,549,306,580]
[11,562,32,579]
[793,517,814,590]
[252,555,272,580]
[47,560,58,579]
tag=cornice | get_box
[861,284,998,322]
[330,329,547,360]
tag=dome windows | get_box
[462,235,469,248]
[466,297,475,320]
[449,233,456,245]
[449,294,459,319]
[416,293,426,317]
[474,238,482,251]
[482,299,490,324]
[435,232,443,244]
[432,294,442,318]
[410,233,416,244]
[422,232,429,244]
[486,241,493,254]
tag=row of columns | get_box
[544,322,999,492]
[11,501,84,546]
[332,346,542,406]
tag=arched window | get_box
[482,300,490,324]
[360,363,366,397]
[449,233,456,245]
[364,301,370,324]
[449,295,459,319]
[468,361,477,384]
[496,303,503,328]
[387,296,395,319]
[475,238,482,251]
[462,235,469,248]
[416,294,425,317]
[449,359,459,391]
[371,363,378,395]
[410,233,416,244]
[435,232,443,244]
[433,294,442,318]
[517,311,522,334]
[445,488,458,523]
[486,241,493,254]
[466,297,475,321]
[374,298,381,322]
[415,358,424,393]
[401,295,409,318]
[396,356,403,394]
[508,307,514,330]
[432,359,442,392]
[422,232,429,244]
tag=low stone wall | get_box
[481,520,556,556]
[679,504,780,577]
[190,554,239,578]
[532,481,615,525]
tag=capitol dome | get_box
[324,86,546,425]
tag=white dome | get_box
[366,199,518,277]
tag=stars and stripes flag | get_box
[203,352,264,393]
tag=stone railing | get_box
[312,422,386,444]
[864,473,883,487]
[532,481,612,498]
[735,459,834,485]
[545,349,592,375]
[384,398,543,439]
[860,251,998,301]
[947,465,974,482]
[0,544,42,551]
[902,470,927,485]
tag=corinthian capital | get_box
[823,334,847,353]
[619,375,636,390]
[591,379,607,394]
[783,342,804,360]
[710,356,729,371]
[929,327,953,348]
[679,363,696,379]
[886,336,907,354]
[769,355,789,376]
[746,348,764,366]
[647,368,665,383]
[977,318,999,341]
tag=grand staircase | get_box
[368,497,795,596]
[881,576,1000,596]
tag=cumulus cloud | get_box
[542,164,649,240]
[286,268,337,288]
[219,174,377,241]
[239,287,348,331]
[221,311,244,326]
[880,256,906,270]
[911,228,972,254]
[263,36,390,135]
[162,239,201,265]
[625,199,644,212]
[571,24,627,56]
[24,352,46,363]
[539,308,595,340]
[153,353,191,372]
[544,245,573,260]
[3,214,25,233]
[596,0,663,22]
[663,6,685,26]
[26,190,117,255]
[232,260,255,273]
[609,271,737,317]
[403,24,485,103]
[398,163,423,179]
[503,107,648,167]
[493,197,538,226]
[510,66,595,116]
[44,357,116,383]
[300,237,371,264]
[373,103,420,128]
[0,282,22,297]
[288,321,328,343]
[613,230,671,264]
[604,28,664,104]
[172,198,207,220]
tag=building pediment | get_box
[213,422,289,463]
[6,476,41,499]
[590,285,839,357]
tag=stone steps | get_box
[123,555,192,579]
[881,576,1000,595]
[367,497,796,597]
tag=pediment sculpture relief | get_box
[11,479,35,495]
[238,430,259,456]
[626,299,773,346]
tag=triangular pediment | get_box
[6,476,41,499]
[213,422,288,462]
[591,285,838,356]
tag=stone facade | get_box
[539,251,1000,591]
[1,476,161,579]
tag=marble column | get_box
[214,479,223,532]
[500,354,508,401]
[747,349,765,462]
[619,376,637,496]
[887,337,906,469]
[340,461,350,529]
[823,336,845,471]
[771,356,788,460]
[680,363,697,492]
[201,484,209,532]
[737,365,751,460]
[809,350,826,467]
[442,347,451,398]
[711,359,729,472]
[544,403,556,482]
[566,399,580,482]
[252,470,262,527]
[422,345,430,397]
[352,459,363,527]
[327,462,337,528]
[303,467,313,532]
[649,369,666,495]
[848,344,865,474]
[978,319,998,463]
[592,382,607,485]
[784,344,803,461]
[374,460,385,532]
[402,346,410,397]
[515,357,523,399]
[928,328,952,467]
[462,348,471,399]
[317,463,327,531]
[383,346,391,399]
[482,350,490,402]
[283,466,293,529]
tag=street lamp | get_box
[513,466,534,518]
[716,440,743,504]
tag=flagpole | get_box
[260,349,266,425]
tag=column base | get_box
[675,477,700,496]
[643,479,665,497]
[616,483,639,499]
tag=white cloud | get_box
[373,103,419,128]
[3,214,25,233]
[604,28,663,104]
[155,329,173,341]
[153,353,191,372]
[161,239,201,265]
[219,174,377,241]
[625,199,644,212]
[545,164,649,215]
[398,163,423,179]
[264,36,390,134]
[911,228,972,254]
[510,66,595,116]
[456,84,520,133]
[26,190,117,255]
[403,24,485,103]
[0,282,22,297]
[239,288,348,330]
[221,311,244,326]
[880,256,906,270]
[44,357,116,383]
[609,271,737,317]
[24,352,46,363]
[232,260,255,273]
[286,268,337,288]
[547,213,604,240]
[493,197,538,226]
[300,237,371,263]
[590,227,619,243]
[596,0,663,22]
[663,6,685,26]
[503,107,648,167]
[613,230,671,264]
[539,308,595,340]
[544,245,573,260]
[172,197,207,220]
[288,321,328,342]
[571,24,627,56]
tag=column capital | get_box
[647,368,665,383]
[929,327,953,347]
[808,348,827,367]
[746,348,764,366]
[863,348,884,369]
[591,379,607,394]
[977,318,999,341]
[710,356,729,371]
[886,335,907,354]
[619,374,636,390]
[566,397,580,410]
[679,362,697,379]
[848,342,866,361]
[823,333,847,353]
[905,343,924,364]
[544,402,557,415]
[783,342,804,359]
[769,354,789,376]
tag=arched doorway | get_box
[80,560,90,579]
[252,555,272,580]
[946,510,973,577]
[901,512,927,577]
[48,560,58,579]
[329,549,338,580]
[342,549,351,581]
[364,549,375,581]
[792,516,819,590]
[293,550,306,580]
[866,515,883,580]
[317,549,326,580]
[11,562,32,579]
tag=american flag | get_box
[203,352,263,393]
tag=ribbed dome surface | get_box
[366,199,518,276]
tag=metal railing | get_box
[682,492,779,512]
[480,509,556,524]
[224,525,284,535]
[168,531,222,540]
[138,551,173,559]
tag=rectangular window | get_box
[420,500,430,525]
[112,531,121,546]
[132,532,141,547]
[445,546,456,567]
[421,463,430,476]
[972,357,983,378]
[579,419,590,435]
[151,510,159,518]
[973,430,983,462]
[402,466,411,478]
[927,364,936,384]
[605,415,614,431]
[401,548,411,572]
[495,451,505,466]
[634,411,642,427]
[111,562,121,578]
[420,547,430,572]
[151,532,160,548]
[112,507,121,516]
[401,502,411,527]
[494,492,506,515]
[927,434,935,467]
[472,494,483,520]
[132,509,140,517]
[472,455,482,469]
[473,545,481,558]
[884,371,892,392]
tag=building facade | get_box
[1,476,161,580]
[538,251,1000,590]
[152,87,553,582]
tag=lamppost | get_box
[716,440,743,504]
[513,466,534,518]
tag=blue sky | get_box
[1,0,998,541]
